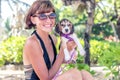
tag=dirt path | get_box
[91,66,114,80]
[0,70,24,80]
[0,65,114,80]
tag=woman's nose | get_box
[46,17,52,22]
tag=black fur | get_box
[55,18,74,35]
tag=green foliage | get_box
[52,0,87,27]
[76,55,90,71]
[0,53,5,66]
[55,36,61,53]
[0,36,26,66]
[56,38,116,75]
[63,54,95,75]
[90,40,120,78]
[98,42,120,78]
[75,25,86,38]
[90,40,110,64]
[97,42,120,66]
[92,24,113,37]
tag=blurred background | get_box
[0,0,120,80]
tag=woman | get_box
[23,0,94,80]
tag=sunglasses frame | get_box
[33,13,56,20]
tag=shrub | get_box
[98,42,120,78]
[0,36,26,66]
[90,40,110,64]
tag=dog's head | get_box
[55,19,74,35]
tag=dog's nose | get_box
[65,29,68,32]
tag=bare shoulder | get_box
[23,35,42,56]
[23,35,40,65]
[24,35,37,49]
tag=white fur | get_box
[62,24,71,34]
[62,33,86,61]
[64,48,71,61]
[61,37,70,61]
[70,33,86,56]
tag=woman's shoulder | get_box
[23,34,43,56]
[24,35,38,49]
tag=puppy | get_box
[55,19,86,62]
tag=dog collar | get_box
[61,34,73,41]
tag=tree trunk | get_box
[84,0,95,66]
[116,17,120,39]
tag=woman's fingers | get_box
[67,41,77,51]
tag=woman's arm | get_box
[23,35,77,80]
[48,46,64,79]
[48,34,65,79]
[48,35,77,79]
[23,36,65,80]
[24,38,50,80]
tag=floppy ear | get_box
[55,23,60,34]
[70,24,74,34]
[72,24,74,32]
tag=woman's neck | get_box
[36,29,50,40]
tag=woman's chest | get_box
[44,43,55,64]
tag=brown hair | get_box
[25,0,55,29]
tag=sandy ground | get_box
[0,65,115,80]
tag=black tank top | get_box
[24,30,57,80]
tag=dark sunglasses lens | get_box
[39,13,56,20]
[39,14,47,20]
[49,13,56,19]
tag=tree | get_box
[0,0,29,19]
[0,0,30,36]
[84,0,95,66]
[117,17,120,39]
[53,0,120,66]
[61,0,96,66]
[94,0,119,41]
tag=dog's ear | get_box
[70,23,74,34]
[55,23,60,34]
[72,24,74,33]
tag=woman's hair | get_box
[25,0,55,29]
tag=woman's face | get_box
[31,11,56,33]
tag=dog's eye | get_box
[68,24,71,26]
[61,24,64,26]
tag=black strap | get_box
[33,30,56,70]
[48,35,57,65]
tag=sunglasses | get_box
[33,13,56,20]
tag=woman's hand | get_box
[60,39,77,51]
[67,40,77,52]
[60,40,77,62]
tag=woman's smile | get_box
[44,24,52,28]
